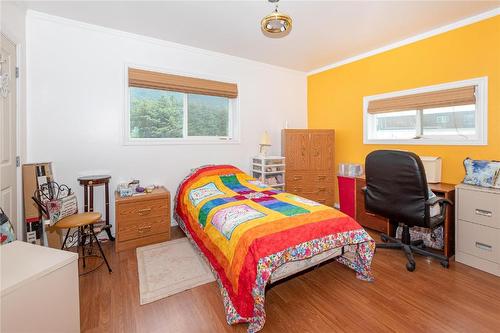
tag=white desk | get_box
[1,241,80,332]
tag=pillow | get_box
[428,190,440,217]
[46,193,78,226]
[462,158,500,188]
[0,208,16,245]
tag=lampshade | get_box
[260,131,271,146]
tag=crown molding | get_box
[308,7,500,76]
[25,10,306,76]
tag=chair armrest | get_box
[426,197,453,228]
[425,197,453,207]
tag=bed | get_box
[174,165,375,332]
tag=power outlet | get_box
[27,231,37,244]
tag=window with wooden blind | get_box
[125,67,239,144]
[363,77,488,145]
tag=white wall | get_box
[26,11,307,232]
[1,2,27,240]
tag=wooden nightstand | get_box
[115,186,171,252]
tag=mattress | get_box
[269,246,343,283]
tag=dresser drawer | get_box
[116,198,169,221]
[286,172,334,185]
[458,189,500,228]
[287,184,334,196]
[118,216,169,242]
[308,194,334,206]
[457,220,500,264]
[117,213,168,231]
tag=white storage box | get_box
[420,156,442,183]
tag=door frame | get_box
[1,31,25,240]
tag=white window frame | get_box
[123,64,240,145]
[363,77,488,145]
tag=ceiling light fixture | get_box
[261,0,292,38]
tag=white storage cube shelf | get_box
[251,156,285,190]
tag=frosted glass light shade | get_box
[260,131,271,146]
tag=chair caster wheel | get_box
[440,260,449,269]
[406,262,416,272]
[380,235,388,243]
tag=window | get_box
[363,77,487,145]
[126,67,238,144]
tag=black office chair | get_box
[364,150,452,272]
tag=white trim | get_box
[1,30,24,241]
[25,7,500,76]
[123,64,241,146]
[15,42,23,241]
[363,77,488,146]
[308,7,500,76]
[26,10,304,76]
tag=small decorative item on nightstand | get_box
[115,186,171,252]
[251,156,285,191]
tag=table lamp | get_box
[259,131,271,156]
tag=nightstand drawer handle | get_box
[475,209,492,217]
[317,175,326,180]
[475,242,492,251]
[293,176,302,181]
[138,225,152,233]
[137,208,152,216]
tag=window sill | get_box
[123,138,241,146]
[364,138,487,146]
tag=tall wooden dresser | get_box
[281,129,335,206]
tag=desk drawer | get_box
[356,210,388,233]
[458,189,500,228]
[457,220,500,264]
[116,198,169,222]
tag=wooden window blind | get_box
[128,68,238,98]
[367,86,476,114]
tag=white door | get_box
[0,34,17,234]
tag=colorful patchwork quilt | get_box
[174,165,375,332]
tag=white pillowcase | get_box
[428,190,441,217]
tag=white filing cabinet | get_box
[1,241,80,332]
[455,184,500,276]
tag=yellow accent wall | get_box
[308,15,500,202]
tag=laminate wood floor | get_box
[80,228,500,333]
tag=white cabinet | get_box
[455,184,500,276]
[251,156,285,191]
[1,241,80,332]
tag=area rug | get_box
[136,238,215,305]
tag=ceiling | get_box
[16,1,500,72]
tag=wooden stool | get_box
[77,175,115,241]
[56,212,112,275]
